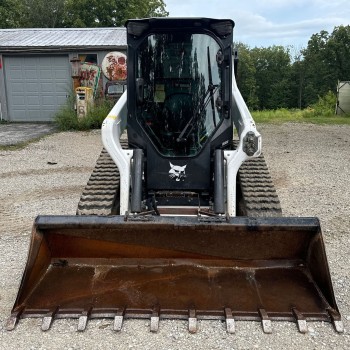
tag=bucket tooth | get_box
[77,308,92,332]
[6,309,23,331]
[292,308,308,333]
[41,316,54,331]
[333,320,344,333]
[188,309,197,334]
[150,309,160,333]
[258,308,272,334]
[224,308,235,334]
[6,316,18,331]
[41,308,58,331]
[113,308,125,332]
[328,309,344,333]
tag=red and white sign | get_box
[102,52,127,81]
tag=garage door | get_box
[4,55,70,121]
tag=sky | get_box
[164,0,350,48]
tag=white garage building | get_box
[0,27,126,122]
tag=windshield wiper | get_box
[176,83,218,143]
[176,46,219,143]
[207,46,217,128]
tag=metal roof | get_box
[0,27,126,52]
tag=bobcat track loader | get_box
[7,18,343,334]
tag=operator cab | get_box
[126,18,234,192]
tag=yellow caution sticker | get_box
[107,115,118,120]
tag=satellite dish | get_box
[102,51,127,80]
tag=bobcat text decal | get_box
[169,162,187,182]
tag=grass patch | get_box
[55,98,114,131]
[252,108,350,125]
[252,91,350,125]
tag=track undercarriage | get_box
[77,140,282,218]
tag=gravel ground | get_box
[0,124,349,349]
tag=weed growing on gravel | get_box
[55,98,114,131]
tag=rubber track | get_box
[76,139,128,215]
[238,154,282,217]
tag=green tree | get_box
[300,26,350,106]
[301,30,332,106]
[0,0,23,28]
[21,0,65,28]
[63,0,168,27]
[289,58,305,108]
[326,26,350,82]
[250,46,292,109]
[0,0,168,28]
[235,43,259,110]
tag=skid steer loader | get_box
[7,18,343,334]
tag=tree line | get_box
[237,25,350,110]
[0,0,168,28]
[1,0,349,110]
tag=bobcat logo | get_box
[169,162,187,182]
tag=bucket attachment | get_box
[7,216,342,333]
